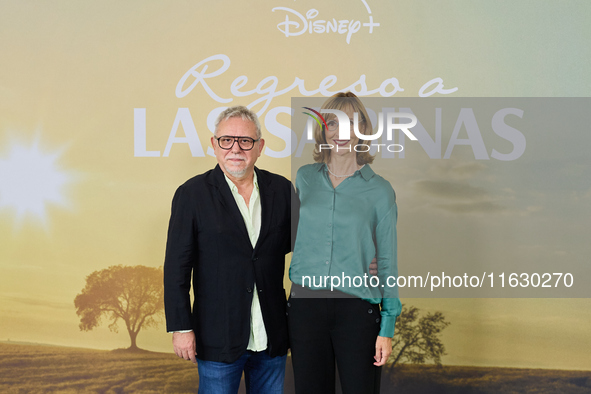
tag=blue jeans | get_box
[197,351,286,394]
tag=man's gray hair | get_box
[214,106,262,139]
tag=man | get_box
[164,106,294,393]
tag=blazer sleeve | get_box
[163,184,196,332]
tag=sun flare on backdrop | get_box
[0,135,74,228]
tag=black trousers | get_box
[287,284,382,394]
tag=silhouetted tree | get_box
[74,265,164,350]
[388,305,450,367]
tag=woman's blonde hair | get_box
[312,92,375,165]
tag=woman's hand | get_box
[374,336,392,366]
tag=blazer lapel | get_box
[254,167,274,254]
[210,165,251,246]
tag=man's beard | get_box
[223,157,248,178]
[225,166,248,178]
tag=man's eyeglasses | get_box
[215,136,260,151]
[326,119,366,132]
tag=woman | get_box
[288,92,401,394]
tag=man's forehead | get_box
[218,117,258,137]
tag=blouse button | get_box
[368,309,373,314]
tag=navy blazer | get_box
[163,164,295,363]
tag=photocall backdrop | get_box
[1,0,590,372]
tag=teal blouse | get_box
[290,163,402,338]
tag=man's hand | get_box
[172,331,197,364]
[373,336,392,366]
[369,257,378,276]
